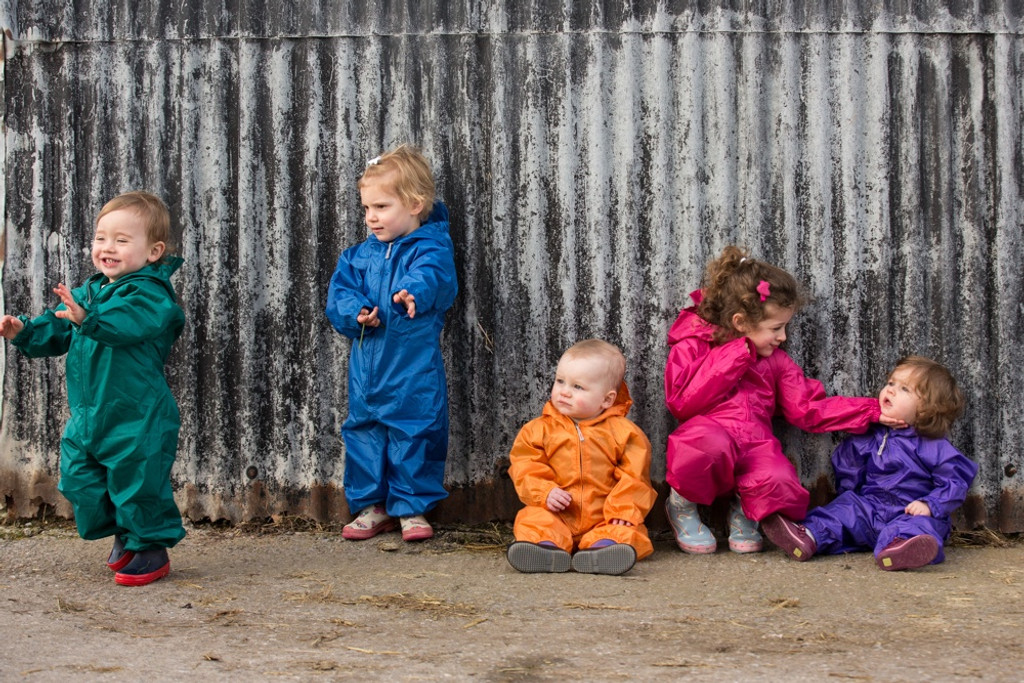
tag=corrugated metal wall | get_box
[1,2,1021,530]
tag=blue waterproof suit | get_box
[12,257,186,551]
[804,425,977,564]
[325,202,458,518]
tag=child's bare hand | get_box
[610,518,634,527]
[905,500,932,517]
[0,315,24,340]
[52,284,85,326]
[878,411,908,429]
[393,289,416,318]
[545,487,571,512]
[357,306,381,328]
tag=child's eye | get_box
[574,384,584,391]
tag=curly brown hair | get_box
[890,356,964,438]
[696,245,805,344]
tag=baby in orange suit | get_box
[507,339,656,575]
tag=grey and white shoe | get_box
[571,543,637,576]
[665,489,717,554]
[727,498,763,553]
[506,541,571,573]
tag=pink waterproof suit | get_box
[664,295,881,522]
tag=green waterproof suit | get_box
[13,257,186,551]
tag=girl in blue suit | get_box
[326,145,458,542]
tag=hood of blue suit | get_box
[367,201,451,249]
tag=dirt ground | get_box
[1,520,1022,682]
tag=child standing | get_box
[507,339,656,576]
[762,356,977,570]
[326,145,458,542]
[0,191,186,586]
[664,245,902,554]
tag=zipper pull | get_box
[575,422,584,442]
[386,242,393,259]
[876,430,889,457]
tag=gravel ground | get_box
[1,520,1022,682]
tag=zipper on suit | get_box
[366,241,394,381]
[876,430,889,457]
[575,420,585,527]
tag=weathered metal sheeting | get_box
[0,3,1021,530]
[1,2,1021,38]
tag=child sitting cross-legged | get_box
[761,356,978,571]
[506,339,657,576]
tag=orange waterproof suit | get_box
[509,383,657,559]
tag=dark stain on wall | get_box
[1,3,1021,531]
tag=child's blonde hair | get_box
[892,355,964,438]
[97,191,173,257]
[697,245,804,344]
[561,339,626,391]
[358,144,435,221]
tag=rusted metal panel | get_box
[0,3,1021,531]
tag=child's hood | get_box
[667,289,716,345]
[407,200,451,242]
[371,200,451,248]
[88,255,183,301]
[541,380,635,424]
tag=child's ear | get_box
[147,241,166,263]
[731,312,748,333]
[601,389,617,410]
[408,199,425,217]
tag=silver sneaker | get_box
[727,498,763,553]
[665,489,716,554]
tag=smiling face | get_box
[91,209,165,282]
[879,365,921,426]
[734,304,795,358]
[360,174,424,243]
[549,355,617,421]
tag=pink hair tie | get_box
[757,280,771,302]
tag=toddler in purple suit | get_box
[762,356,977,571]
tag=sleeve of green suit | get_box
[78,280,182,346]
[11,310,74,358]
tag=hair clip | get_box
[757,280,771,302]
[366,156,381,167]
[739,257,748,264]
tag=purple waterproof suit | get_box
[664,293,881,522]
[803,425,978,564]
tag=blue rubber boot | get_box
[665,489,716,554]
[727,498,763,553]
[115,548,170,586]
[106,534,135,571]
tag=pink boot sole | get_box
[342,518,397,540]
